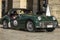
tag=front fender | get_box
[2,15,10,22]
[29,17,40,26]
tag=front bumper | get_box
[36,21,58,28]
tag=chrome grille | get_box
[40,21,57,28]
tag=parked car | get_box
[2,8,58,32]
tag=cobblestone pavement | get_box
[0,25,60,40]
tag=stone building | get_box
[48,0,60,25]
[0,0,2,18]
[0,0,60,25]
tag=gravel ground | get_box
[0,25,60,40]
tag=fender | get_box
[2,15,10,23]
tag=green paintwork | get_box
[2,9,58,29]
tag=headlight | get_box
[38,16,41,20]
[53,17,56,20]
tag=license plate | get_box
[47,25,53,28]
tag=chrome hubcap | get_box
[13,20,18,26]
[27,21,33,31]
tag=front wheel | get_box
[46,28,55,32]
[26,21,35,32]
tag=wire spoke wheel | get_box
[26,21,35,32]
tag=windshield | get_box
[15,9,32,14]
[8,9,32,15]
[16,9,32,14]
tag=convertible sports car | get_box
[2,8,58,32]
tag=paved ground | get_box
[0,25,60,40]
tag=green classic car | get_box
[2,8,58,32]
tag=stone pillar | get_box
[0,0,2,18]
[33,0,38,14]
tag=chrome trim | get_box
[39,21,57,28]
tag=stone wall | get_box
[13,0,20,8]
[13,0,27,9]
[0,0,2,18]
[20,0,27,9]
[48,0,60,25]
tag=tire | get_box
[26,21,35,32]
[46,28,55,32]
[13,20,18,27]
[3,20,8,29]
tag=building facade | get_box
[0,0,60,24]
[0,0,2,18]
[1,0,48,17]
[48,0,60,24]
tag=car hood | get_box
[20,14,56,21]
[40,15,54,21]
[26,14,55,21]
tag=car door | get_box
[7,9,19,29]
[17,14,26,29]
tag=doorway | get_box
[37,0,48,14]
[27,0,33,10]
